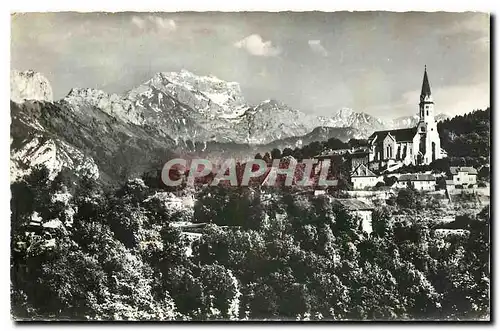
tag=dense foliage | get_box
[11,165,490,320]
[256,138,369,164]
[438,109,490,160]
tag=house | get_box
[368,67,446,166]
[445,179,455,191]
[396,173,436,191]
[434,229,470,238]
[332,198,374,234]
[350,163,379,190]
[314,147,371,179]
[314,189,327,196]
[348,148,371,170]
[449,166,478,188]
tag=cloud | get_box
[131,15,177,33]
[440,15,489,36]
[473,35,490,51]
[308,40,328,57]
[131,16,146,29]
[234,34,281,57]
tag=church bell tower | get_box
[418,65,435,125]
[416,66,441,164]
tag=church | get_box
[368,67,446,166]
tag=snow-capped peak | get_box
[63,87,144,125]
[11,69,53,103]
[142,70,247,118]
[334,107,355,118]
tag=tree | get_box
[396,188,418,209]
[303,141,323,158]
[270,148,282,160]
[327,137,349,150]
[194,186,264,229]
[263,152,272,164]
[282,148,294,157]
[348,138,369,149]
[292,148,303,161]
[247,281,279,319]
[478,166,490,181]
[384,176,398,187]
[438,109,490,159]
[436,177,447,190]
[372,207,393,238]
[199,264,238,319]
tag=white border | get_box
[1,1,497,330]
[4,1,497,13]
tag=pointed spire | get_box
[421,65,431,97]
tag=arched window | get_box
[432,142,436,162]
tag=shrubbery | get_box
[11,166,490,320]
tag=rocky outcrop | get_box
[11,70,53,103]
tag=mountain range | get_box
[10,69,450,184]
[389,113,450,130]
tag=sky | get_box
[11,11,490,119]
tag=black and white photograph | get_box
[9,9,491,321]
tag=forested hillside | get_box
[11,166,490,320]
[438,108,490,160]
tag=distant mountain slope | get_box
[235,100,326,144]
[59,70,386,145]
[389,113,450,129]
[11,100,179,185]
[10,70,367,185]
[319,108,387,138]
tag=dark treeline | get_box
[437,108,490,159]
[255,138,369,163]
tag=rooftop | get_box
[421,66,432,97]
[315,149,350,158]
[333,198,374,211]
[450,166,478,175]
[351,163,377,177]
[369,127,417,143]
[315,147,370,159]
[398,173,436,182]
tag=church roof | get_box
[369,127,417,142]
[421,66,432,97]
[351,163,377,177]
